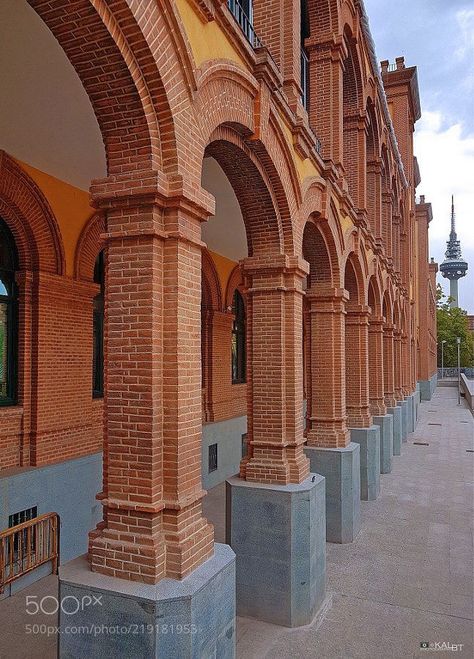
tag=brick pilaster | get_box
[382,191,393,260]
[368,315,387,416]
[366,158,382,241]
[345,304,372,427]
[343,111,367,210]
[305,286,350,448]
[306,38,345,168]
[239,255,310,484]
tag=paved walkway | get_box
[0,387,472,658]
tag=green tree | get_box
[436,284,474,367]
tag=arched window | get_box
[0,217,18,405]
[92,250,104,398]
[231,289,246,384]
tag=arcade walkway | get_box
[0,387,472,658]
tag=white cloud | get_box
[415,111,474,312]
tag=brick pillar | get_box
[394,328,403,400]
[239,255,310,484]
[368,315,386,416]
[306,38,345,168]
[383,322,397,407]
[382,191,393,260]
[88,174,214,584]
[345,305,372,427]
[305,286,350,448]
[392,214,401,275]
[343,112,367,210]
[401,331,410,396]
[367,158,382,242]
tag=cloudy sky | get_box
[364,0,474,313]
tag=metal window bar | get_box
[227,0,262,48]
[301,48,309,110]
[0,512,59,593]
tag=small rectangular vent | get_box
[241,433,248,458]
[413,442,429,446]
[428,423,442,426]
[208,443,218,473]
[9,506,37,528]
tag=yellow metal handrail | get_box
[0,512,59,592]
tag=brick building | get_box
[0,0,437,654]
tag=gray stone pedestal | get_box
[373,414,393,474]
[405,394,416,433]
[397,399,409,442]
[304,444,361,543]
[387,406,402,456]
[58,545,236,659]
[226,474,326,627]
[349,426,381,501]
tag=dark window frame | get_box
[0,217,18,407]
[231,289,246,384]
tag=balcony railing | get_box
[301,48,309,110]
[227,0,262,48]
[0,512,59,592]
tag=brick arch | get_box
[201,248,222,312]
[225,265,244,311]
[344,252,365,307]
[368,275,382,316]
[204,127,291,257]
[302,220,340,289]
[27,0,185,174]
[382,290,393,324]
[0,152,64,274]
[75,213,106,282]
[197,71,299,255]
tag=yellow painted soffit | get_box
[16,159,94,278]
[176,0,247,69]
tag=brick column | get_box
[367,158,382,242]
[383,322,397,407]
[368,315,386,416]
[239,255,310,484]
[345,305,372,427]
[306,38,345,168]
[382,191,393,260]
[394,328,403,400]
[392,214,401,275]
[401,331,410,396]
[88,174,214,584]
[305,286,350,448]
[343,112,367,210]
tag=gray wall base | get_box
[202,416,247,490]
[226,475,326,627]
[304,444,361,544]
[0,452,102,596]
[387,406,402,456]
[415,383,421,422]
[349,426,381,501]
[372,415,393,474]
[397,399,409,442]
[58,546,236,659]
[419,373,437,401]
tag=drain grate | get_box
[413,442,430,446]
[460,421,469,424]
[428,423,442,426]
[467,450,474,453]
